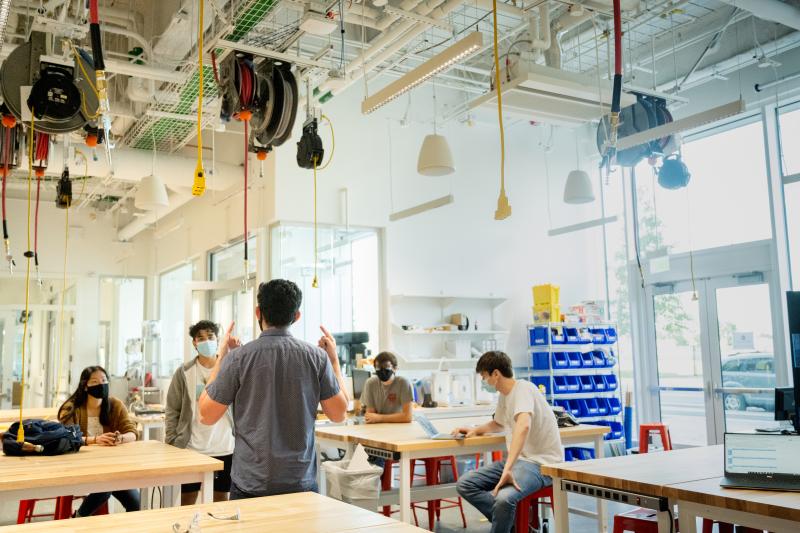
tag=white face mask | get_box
[196,340,218,357]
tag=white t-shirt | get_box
[188,362,235,456]
[87,416,103,438]
[494,380,563,466]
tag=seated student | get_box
[362,351,413,424]
[454,351,562,533]
[58,366,140,517]
[166,320,237,505]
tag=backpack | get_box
[2,419,83,456]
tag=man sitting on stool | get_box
[454,351,563,533]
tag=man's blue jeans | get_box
[457,460,552,533]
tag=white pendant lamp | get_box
[135,174,169,210]
[417,79,454,176]
[563,170,595,204]
[564,136,594,204]
[417,134,454,176]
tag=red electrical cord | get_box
[89,0,99,24]
[34,174,40,265]
[243,120,248,265]
[613,0,622,76]
[1,126,9,234]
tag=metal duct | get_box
[717,0,800,32]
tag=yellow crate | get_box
[532,284,560,306]
[533,305,560,324]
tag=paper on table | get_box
[347,443,371,471]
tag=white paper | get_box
[347,443,371,471]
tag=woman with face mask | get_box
[165,320,238,506]
[58,365,140,517]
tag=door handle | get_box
[713,387,774,395]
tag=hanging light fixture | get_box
[564,136,594,204]
[135,175,168,210]
[135,134,169,211]
[417,79,454,176]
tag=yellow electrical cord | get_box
[311,155,318,289]
[491,0,511,220]
[316,115,335,171]
[52,151,88,407]
[192,0,206,196]
[70,44,101,120]
[17,113,35,442]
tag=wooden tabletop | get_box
[316,416,609,452]
[0,492,426,532]
[0,440,222,493]
[0,407,59,423]
[667,476,800,521]
[541,445,723,496]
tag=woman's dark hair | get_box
[257,279,302,327]
[375,351,399,369]
[476,351,514,378]
[60,366,111,426]
[189,320,220,340]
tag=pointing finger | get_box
[320,325,332,339]
[226,322,235,336]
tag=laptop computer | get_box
[720,432,800,491]
[415,414,464,441]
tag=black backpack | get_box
[3,419,83,456]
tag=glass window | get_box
[722,360,739,372]
[271,223,381,358]
[778,105,800,288]
[784,181,800,288]
[98,277,145,376]
[159,263,193,376]
[633,119,772,257]
[779,106,800,177]
[210,237,256,281]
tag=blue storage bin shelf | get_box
[531,376,550,394]
[607,397,622,415]
[529,326,549,346]
[592,375,607,391]
[532,352,550,370]
[604,374,619,391]
[579,375,595,393]
[579,352,594,367]
[605,327,618,344]
[578,398,600,417]
[589,328,608,344]
[564,448,574,461]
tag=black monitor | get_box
[352,369,371,400]
[775,387,795,422]
[787,292,800,432]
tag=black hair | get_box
[60,365,111,426]
[189,320,220,340]
[375,351,398,369]
[476,351,514,378]
[257,279,302,327]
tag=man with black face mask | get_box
[362,351,413,424]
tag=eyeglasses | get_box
[172,508,241,532]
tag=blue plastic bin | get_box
[573,447,596,460]
[531,376,551,394]
[604,374,619,391]
[579,375,595,393]
[532,352,550,370]
[530,326,549,346]
[579,352,594,367]
[592,375,607,391]
[564,376,581,392]
[564,327,580,344]
[564,448,575,461]
[553,352,569,368]
[605,350,618,367]
[580,398,600,416]
[553,376,569,394]
[551,328,566,344]
[605,421,624,440]
[567,352,583,368]
[590,328,608,344]
[605,327,618,344]
[596,399,610,416]
[592,351,607,367]
[607,397,622,415]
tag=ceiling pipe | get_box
[117,190,195,241]
[717,0,800,32]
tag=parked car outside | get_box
[721,352,776,411]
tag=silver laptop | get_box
[720,432,800,491]
[415,414,464,441]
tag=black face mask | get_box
[376,368,394,383]
[86,383,108,399]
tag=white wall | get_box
[271,81,608,366]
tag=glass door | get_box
[647,282,711,447]
[646,271,785,446]
[707,274,786,437]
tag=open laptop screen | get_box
[725,433,800,476]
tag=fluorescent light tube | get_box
[389,194,454,221]
[362,32,483,115]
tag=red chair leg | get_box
[17,500,34,524]
[94,501,109,516]
[54,496,74,520]
[425,458,437,531]
[381,460,394,517]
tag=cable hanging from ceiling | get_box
[1,112,17,274]
[193,0,206,197]
[234,56,256,288]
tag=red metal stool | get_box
[638,423,672,453]
[380,459,433,520]
[410,456,467,531]
[515,485,554,532]
[17,497,108,523]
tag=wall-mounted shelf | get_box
[393,326,509,336]
[390,294,507,308]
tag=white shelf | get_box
[527,322,618,328]
[529,343,617,352]
[391,294,507,305]
[527,367,618,376]
[396,328,510,336]
[575,415,623,423]
[546,392,619,399]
